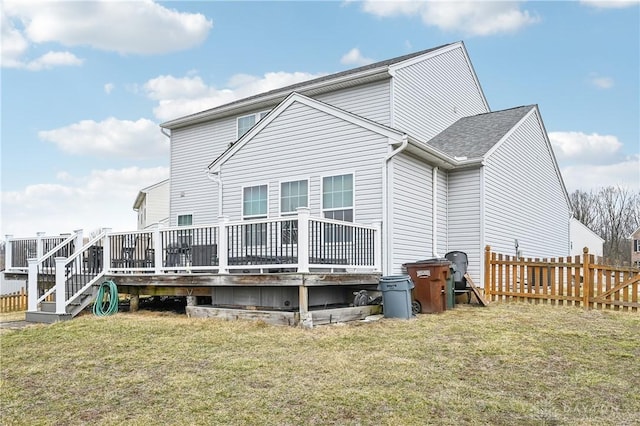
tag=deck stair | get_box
[25,231,107,324]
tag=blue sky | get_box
[1,0,639,237]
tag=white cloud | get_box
[588,74,614,89]
[549,131,623,164]
[549,131,639,192]
[38,117,168,159]
[560,155,640,192]
[146,71,325,122]
[1,0,213,69]
[104,83,115,94]
[340,48,375,66]
[360,1,539,36]
[580,0,640,9]
[24,51,83,71]
[1,167,169,237]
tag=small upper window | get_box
[237,111,270,139]
[177,214,193,226]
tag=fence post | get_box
[36,232,45,259]
[102,228,112,274]
[484,246,491,299]
[297,208,310,273]
[217,216,229,274]
[153,226,162,274]
[5,235,12,270]
[54,257,67,314]
[73,229,84,254]
[582,247,591,309]
[373,221,382,273]
[27,258,38,312]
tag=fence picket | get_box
[485,246,640,312]
[1,288,27,313]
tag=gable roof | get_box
[161,42,462,130]
[426,106,535,159]
[132,179,169,210]
[207,92,407,171]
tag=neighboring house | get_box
[570,217,604,258]
[630,226,640,268]
[160,41,571,285]
[132,179,170,230]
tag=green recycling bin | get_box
[377,275,415,319]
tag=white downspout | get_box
[432,166,439,258]
[206,169,223,217]
[382,134,409,275]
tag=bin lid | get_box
[403,258,451,266]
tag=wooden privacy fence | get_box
[484,246,640,312]
[1,288,28,313]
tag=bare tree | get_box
[572,186,640,265]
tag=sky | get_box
[1,0,639,238]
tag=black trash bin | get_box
[377,275,414,319]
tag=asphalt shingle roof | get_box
[426,105,535,159]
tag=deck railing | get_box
[5,232,76,271]
[16,210,380,315]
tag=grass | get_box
[1,303,639,425]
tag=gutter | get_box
[382,134,409,274]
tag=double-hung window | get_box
[322,174,353,242]
[176,214,193,247]
[280,180,308,244]
[243,185,268,245]
[237,111,270,139]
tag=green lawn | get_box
[1,303,639,425]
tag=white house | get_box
[570,217,604,258]
[160,41,571,285]
[132,179,170,230]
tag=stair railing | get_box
[27,230,83,312]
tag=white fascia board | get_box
[160,67,390,130]
[388,41,491,113]
[209,92,405,172]
[406,136,482,169]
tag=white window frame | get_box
[236,110,271,139]
[176,213,193,226]
[242,184,269,247]
[279,178,310,246]
[320,172,356,244]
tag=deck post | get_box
[297,208,310,273]
[153,226,162,274]
[5,235,12,270]
[27,258,38,312]
[373,221,382,273]
[102,228,112,273]
[73,229,83,254]
[218,216,229,274]
[54,257,67,314]
[36,232,45,259]
[299,285,312,328]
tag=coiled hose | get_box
[93,280,119,316]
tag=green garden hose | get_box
[93,280,119,316]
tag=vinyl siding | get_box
[483,110,570,259]
[447,168,482,284]
[393,46,488,142]
[144,182,169,227]
[169,80,391,225]
[316,79,390,126]
[389,152,433,274]
[436,168,448,255]
[220,100,387,224]
[169,118,236,225]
